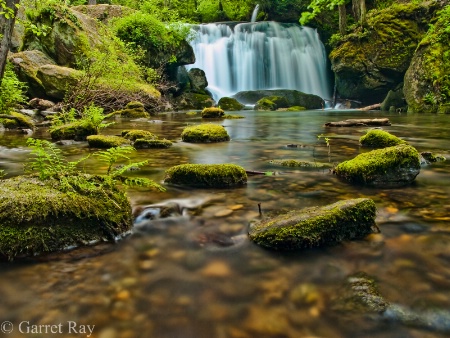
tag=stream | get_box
[0,109,449,338]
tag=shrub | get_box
[0,63,28,114]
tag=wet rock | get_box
[28,98,56,111]
[181,124,230,143]
[420,152,446,164]
[201,107,224,118]
[359,130,406,148]
[217,97,245,111]
[248,198,377,250]
[234,89,324,109]
[188,68,208,92]
[335,144,421,187]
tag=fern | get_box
[94,146,135,175]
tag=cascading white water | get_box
[251,4,260,22]
[186,21,331,102]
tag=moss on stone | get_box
[224,114,245,119]
[286,106,306,111]
[359,129,406,148]
[134,138,172,149]
[50,120,97,141]
[0,175,132,260]
[121,129,157,141]
[113,107,150,118]
[87,135,130,148]
[0,112,34,129]
[335,144,421,186]
[254,98,277,111]
[269,159,331,169]
[201,107,225,118]
[248,198,377,250]
[164,163,247,188]
[126,101,145,110]
[181,124,230,143]
[217,97,245,111]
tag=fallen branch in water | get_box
[324,118,391,127]
[358,103,381,111]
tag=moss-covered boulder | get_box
[269,159,332,169]
[172,92,215,110]
[87,135,130,148]
[359,130,406,148]
[188,68,208,93]
[121,129,157,141]
[335,144,421,187]
[420,152,446,164]
[233,89,324,109]
[329,2,439,105]
[113,101,150,118]
[164,163,247,188]
[404,5,450,113]
[249,198,377,250]
[285,106,306,111]
[201,107,225,118]
[181,124,230,143]
[36,64,82,100]
[0,112,34,130]
[50,121,97,141]
[0,175,132,260]
[134,138,172,149]
[218,97,245,111]
[254,98,277,111]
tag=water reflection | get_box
[0,110,449,337]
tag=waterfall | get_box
[186,22,331,102]
[251,4,259,22]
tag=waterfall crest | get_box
[251,4,259,22]
[186,22,331,102]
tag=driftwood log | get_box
[358,103,381,111]
[324,118,391,127]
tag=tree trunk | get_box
[0,0,20,85]
[338,4,347,35]
[352,0,366,24]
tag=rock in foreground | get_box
[248,198,376,250]
[0,175,133,260]
[164,163,247,188]
[335,144,421,187]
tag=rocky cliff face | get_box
[404,4,450,113]
[329,2,438,105]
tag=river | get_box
[0,109,449,338]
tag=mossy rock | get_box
[87,135,130,148]
[113,107,150,118]
[0,112,34,130]
[126,101,145,110]
[234,89,324,109]
[359,130,406,148]
[121,129,157,141]
[249,198,377,250]
[134,138,172,149]
[172,92,215,110]
[420,152,446,164]
[201,107,225,118]
[164,163,247,188]
[269,159,332,169]
[0,175,132,260]
[217,97,245,111]
[224,114,245,119]
[50,121,97,141]
[254,98,277,111]
[335,144,421,187]
[181,124,230,143]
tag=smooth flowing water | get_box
[186,22,331,101]
[0,109,449,338]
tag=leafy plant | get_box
[0,63,28,114]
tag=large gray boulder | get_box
[233,89,324,109]
[188,68,208,93]
[248,198,377,250]
[335,144,421,187]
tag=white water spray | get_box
[186,22,331,101]
[251,4,260,22]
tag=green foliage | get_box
[0,63,28,114]
[0,170,5,178]
[51,104,113,133]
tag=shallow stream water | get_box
[0,109,449,338]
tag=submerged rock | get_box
[0,175,132,260]
[164,163,247,188]
[248,198,377,250]
[50,120,97,141]
[335,144,421,187]
[87,135,130,148]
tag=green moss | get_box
[121,129,157,141]
[286,106,306,111]
[223,114,245,119]
[0,175,132,260]
[186,111,198,116]
[269,159,331,169]
[50,120,97,141]
[248,198,377,250]
[359,129,406,148]
[87,135,130,148]
[181,124,230,143]
[0,112,34,130]
[113,107,150,118]
[134,138,172,149]
[201,107,225,118]
[254,98,277,111]
[126,101,145,110]
[335,144,421,185]
[164,163,247,188]
[217,97,245,111]
[421,152,446,163]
